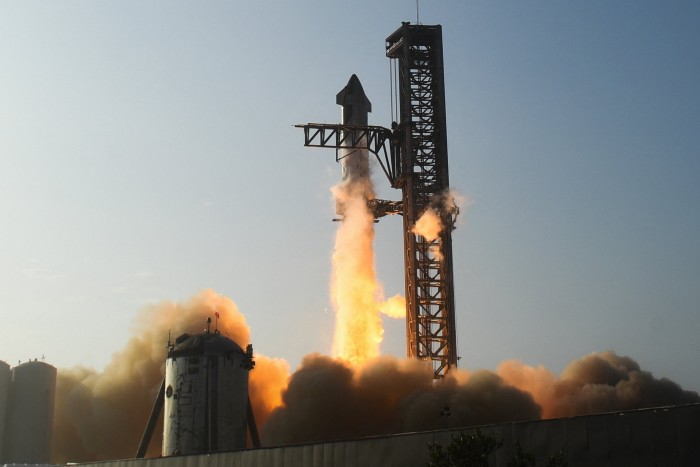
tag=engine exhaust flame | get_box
[329,143,403,365]
[330,182,382,365]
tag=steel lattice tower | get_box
[386,23,457,378]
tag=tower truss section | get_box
[386,23,458,378]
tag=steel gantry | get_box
[297,23,458,379]
[387,23,457,378]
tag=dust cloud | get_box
[498,351,699,419]
[51,291,698,461]
[261,351,699,446]
[262,354,539,445]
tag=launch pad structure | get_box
[297,23,458,378]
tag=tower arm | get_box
[295,123,403,188]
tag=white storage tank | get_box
[2,360,57,464]
[0,360,11,461]
[162,328,253,456]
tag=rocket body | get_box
[336,75,372,193]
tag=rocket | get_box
[336,74,372,187]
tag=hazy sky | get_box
[1,1,698,391]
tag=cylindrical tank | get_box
[2,360,57,464]
[162,330,253,456]
[0,360,11,461]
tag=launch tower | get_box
[386,23,457,378]
[297,23,457,378]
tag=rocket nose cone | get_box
[347,74,362,89]
[336,74,372,112]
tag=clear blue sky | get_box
[1,1,698,391]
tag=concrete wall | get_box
[76,403,699,467]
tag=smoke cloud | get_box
[261,351,699,446]
[262,354,540,445]
[498,351,700,419]
[412,208,443,242]
[412,189,465,240]
[411,189,466,262]
[378,294,406,319]
[50,290,698,461]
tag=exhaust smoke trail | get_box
[329,154,406,363]
[330,178,392,365]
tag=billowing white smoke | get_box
[412,189,467,260]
